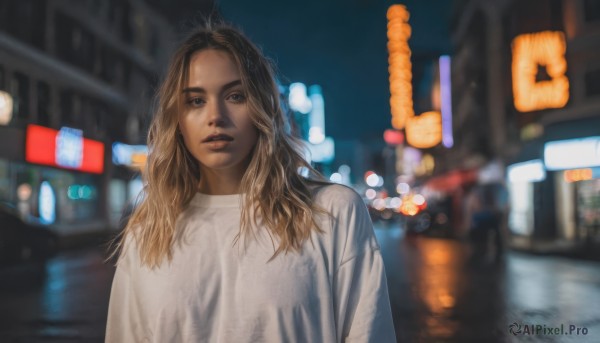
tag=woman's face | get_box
[178,49,258,177]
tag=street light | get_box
[0,91,14,125]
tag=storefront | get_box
[0,124,107,235]
[506,159,548,238]
[506,118,600,251]
[108,142,146,230]
[547,138,600,246]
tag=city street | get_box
[1,225,599,342]
[375,225,600,342]
[2,0,600,342]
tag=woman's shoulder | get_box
[309,182,379,262]
[309,182,364,210]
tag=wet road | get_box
[0,247,114,342]
[376,225,600,342]
[1,225,599,342]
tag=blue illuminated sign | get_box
[307,137,335,163]
[39,181,56,224]
[112,142,148,166]
[55,127,83,168]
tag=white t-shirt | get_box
[106,184,396,342]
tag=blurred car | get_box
[368,206,401,224]
[404,198,454,238]
[0,203,59,267]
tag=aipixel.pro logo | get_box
[508,322,589,336]
[509,322,522,335]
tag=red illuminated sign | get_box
[383,129,404,145]
[25,125,105,174]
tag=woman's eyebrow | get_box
[182,80,242,94]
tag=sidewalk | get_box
[57,228,118,251]
[510,235,600,261]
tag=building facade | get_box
[448,0,600,252]
[0,0,175,234]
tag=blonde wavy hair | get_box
[112,23,330,268]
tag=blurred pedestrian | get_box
[105,22,396,342]
[467,184,504,266]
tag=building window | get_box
[88,0,108,20]
[77,28,96,73]
[55,12,75,65]
[0,65,5,90]
[121,61,131,90]
[149,26,160,58]
[99,48,116,84]
[108,0,132,43]
[585,69,600,98]
[37,82,51,126]
[584,0,600,22]
[121,1,133,44]
[71,94,82,128]
[55,13,96,74]
[92,102,107,136]
[60,90,74,126]
[1,0,46,50]
[11,72,29,119]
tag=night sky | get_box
[218,0,454,142]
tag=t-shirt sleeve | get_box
[329,187,397,342]
[335,249,397,342]
[105,236,140,343]
[105,261,132,342]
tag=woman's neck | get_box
[198,169,243,195]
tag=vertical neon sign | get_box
[388,5,443,149]
[387,4,414,130]
[439,55,454,148]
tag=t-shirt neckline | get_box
[190,192,242,208]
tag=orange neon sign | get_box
[406,111,442,149]
[131,153,148,170]
[387,4,414,130]
[387,5,442,148]
[564,169,592,183]
[512,31,569,112]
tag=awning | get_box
[423,168,478,193]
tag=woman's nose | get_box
[207,101,227,126]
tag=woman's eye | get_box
[228,93,246,103]
[187,97,205,106]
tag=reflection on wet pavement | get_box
[0,226,599,342]
[0,248,114,342]
[375,226,600,342]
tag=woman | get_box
[106,23,396,342]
